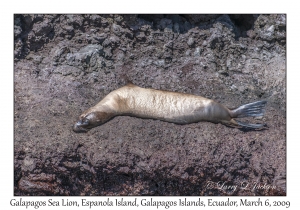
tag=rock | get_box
[65,44,104,71]
[102,36,120,48]
[159,18,173,30]
[93,33,107,44]
[187,37,194,47]
[112,23,123,36]
[193,47,202,56]
[32,21,53,36]
[53,65,82,76]
[14,25,22,38]
[90,14,102,26]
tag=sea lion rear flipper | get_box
[231,100,267,118]
[235,119,267,129]
[229,100,267,129]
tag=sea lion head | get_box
[73,110,113,133]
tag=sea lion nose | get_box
[73,122,81,133]
[73,120,89,133]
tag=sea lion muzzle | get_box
[73,118,92,133]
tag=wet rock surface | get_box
[14,14,286,195]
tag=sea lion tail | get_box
[231,100,267,118]
[229,100,267,129]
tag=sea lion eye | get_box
[81,117,89,125]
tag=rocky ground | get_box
[14,14,286,195]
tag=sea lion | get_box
[73,84,267,133]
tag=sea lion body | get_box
[73,84,266,132]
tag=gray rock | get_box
[187,37,194,46]
[53,65,82,76]
[193,47,202,56]
[66,44,104,71]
